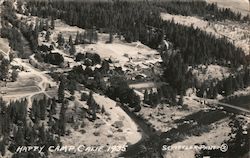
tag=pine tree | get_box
[148,89,154,105]
[57,33,65,47]
[108,30,113,43]
[39,123,46,143]
[143,89,149,104]
[0,97,6,115]
[80,93,87,101]
[101,60,109,74]
[212,86,218,99]
[0,58,10,81]
[58,102,66,135]
[75,31,80,45]
[50,97,57,115]
[9,52,14,62]
[39,97,46,120]
[11,69,18,82]
[87,91,97,120]
[45,30,50,42]
[101,105,105,114]
[131,94,141,112]
[51,17,55,30]
[69,45,76,55]
[46,19,49,30]
[58,81,65,103]
[31,99,41,123]
[87,91,94,107]
[15,126,25,146]
[30,99,37,121]
[68,80,76,95]
[0,97,8,136]
[225,76,233,96]
[69,35,73,46]
[0,140,5,157]
[25,123,33,144]
[178,94,184,106]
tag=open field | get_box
[206,0,250,15]
[51,19,86,42]
[77,41,160,67]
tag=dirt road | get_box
[2,58,57,107]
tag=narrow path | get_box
[0,49,9,56]
[0,38,10,58]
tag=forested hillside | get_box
[23,0,249,97]
[154,1,250,21]
[1,0,249,107]
[24,1,247,64]
[0,97,61,157]
[0,1,249,158]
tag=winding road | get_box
[120,96,250,157]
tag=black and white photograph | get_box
[0,0,249,157]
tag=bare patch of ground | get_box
[0,86,40,95]
[77,41,161,67]
[51,19,85,42]
[138,97,206,132]
[231,86,250,97]
[161,13,250,55]
[163,118,231,158]
[190,64,230,84]
[129,82,156,89]
[206,0,250,16]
